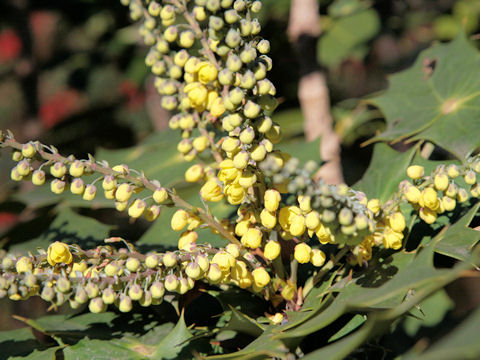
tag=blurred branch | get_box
[287,0,343,185]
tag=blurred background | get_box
[1,0,480,332]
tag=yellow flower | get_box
[420,187,439,210]
[388,212,406,233]
[211,251,235,271]
[241,227,263,248]
[252,267,270,288]
[264,240,281,260]
[404,185,421,203]
[407,165,424,180]
[367,199,381,214]
[289,215,306,237]
[16,256,33,273]
[225,183,245,204]
[310,249,326,267]
[383,227,403,250]
[171,209,189,231]
[434,173,449,191]
[153,187,168,203]
[47,242,73,266]
[196,62,218,84]
[185,164,204,182]
[264,189,281,212]
[200,179,224,202]
[184,82,208,108]
[218,160,240,183]
[315,223,334,244]
[178,231,198,250]
[260,209,277,229]
[419,207,437,224]
[278,206,301,232]
[294,243,311,264]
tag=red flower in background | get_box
[39,89,81,128]
[0,29,22,63]
[119,80,145,111]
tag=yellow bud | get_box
[260,208,277,229]
[405,185,421,203]
[47,242,73,266]
[128,199,146,218]
[264,240,281,260]
[264,189,281,212]
[70,178,85,195]
[163,252,177,267]
[388,212,406,233]
[178,231,198,250]
[21,142,36,158]
[367,199,381,214]
[151,282,165,299]
[457,188,469,203]
[50,179,66,194]
[281,284,295,301]
[211,251,235,271]
[241,227,263,249]
[464,170,476,185]
[115,201,128,212]
[315,223,333,244]
[115,183,133,202]
[171,209,189,231]
[252,267,270,288]
[421,187,439,210]
[310,249,326,267]
[225,183,245,204]
[193,136,209,152]
[225,243,241,258]
[32,170,45,186]
[383,227,403,250]
[290,215,306,237]
[210,97,226,117]
[442,196,456,211]
[447,164,460,178]
[16,257,33,273]
[250,144,267,162]
[294,243,311,264]
[153,187,169,203]
[233,151,249,169]
[235,219,250,237]
[238,170,257,188]
[102,175,117,191]
[185,164,204,182]
[207,263,223,283]
[196,62,218,84]
[298,196,311,212]
[200,179,224,202]
[305,211,320,230]
[434,173,449,191]
[407,165,424,180]
[126,258,140,272]
[144,205,161,221]
[50,162,67,178]
[419,207,437,224]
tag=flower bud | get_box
[464,170,476,185]
[367,199,381,214]
[151,281,165,299]
[405,185,421,203]
[16,257,32,273]
[163,252,178,267]
[85,283,100,298]
[171,209,189,231]
[186,262,202,279]
[447,164,459,178]
[434,173,449,191]
[102,288,116,304]
[51,179,66,194]
[128,199,147,218]
[260,209,276,229]
[165,275,179,292]
[294,243,311,264]
[115,183,133,202]
[128,284,143,301]
[407,165,424,180]
[41,286,55,302]
[243,101,261,119]
[119,295,133,312]
[70,178,85,195]
[32,170,45,186]
[252,267,270,288]
[50,162,67,178]
[264,240,281,260]
[241,227,262,248]
[126,258,141,272]
[310,249,326,267]
[21,142,36,158]
[389,212,406,233]
[200,180,224,202]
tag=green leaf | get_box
[402,289,454,337]
[0,328,49,359]
[10,347,60,360]
[353,143,418,202]
[318,9,380,66]
[95,130,190,188]
[63,339,144,360]
[328,314,367,342]
[367,32,480,159]
[278,138,321,165]
[433,203,480,261]
[402,306,480,360]
[150,311,192,359]
[10,207,113,252]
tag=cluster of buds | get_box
[6,135,178,223]
[402,160,480,224]
[0,240,279,313]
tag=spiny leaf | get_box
[367,32,480,159]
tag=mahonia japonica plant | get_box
[1,0,480,358]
